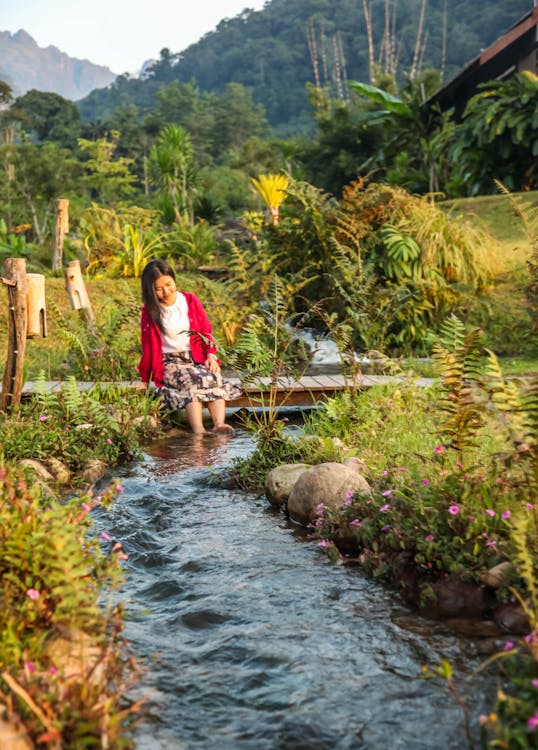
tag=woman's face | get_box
[154,274,177,306]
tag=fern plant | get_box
[50,290,140,381]
[432,315,486,465]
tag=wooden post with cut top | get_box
[52,198,69,272]
[1,257,28,410]
[64,259,95,324]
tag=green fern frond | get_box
[510,514,538,621]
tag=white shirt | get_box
[160,292,191,353]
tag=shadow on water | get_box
[94,429,495,750]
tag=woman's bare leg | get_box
[207,399,231,431]
[185,401,206,433]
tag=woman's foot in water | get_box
[210,423,235,434]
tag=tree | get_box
[9,90,81,146]
[0,137,78,244]
[149,124,196,226]
[77,131,137,204]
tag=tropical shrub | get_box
[79,203,164,277]
[0,378,161,473]
[0,464,136,746]
[448,71,538,196]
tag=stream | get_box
[95,427,493,750]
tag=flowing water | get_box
[95,428,493,750]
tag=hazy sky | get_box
[2,0,267,74]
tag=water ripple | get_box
[93,430,493,749]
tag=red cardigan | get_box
[137,291,218,386]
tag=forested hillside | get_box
[79,0,531,131]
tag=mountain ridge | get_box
[0,29,117,101]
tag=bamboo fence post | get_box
[64,259,95,324]
[52,198,69,272]
[26,273,47,338]
[1,258,28,410]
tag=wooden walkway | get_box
[20,373,435,408]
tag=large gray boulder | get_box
[287,462,371,525]
[264,464,311,508]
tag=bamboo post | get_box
[26,273,47,338]
[1,258,28,410]
[64,259,95,323]
[52,198,69,272]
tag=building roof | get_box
[428,5,538,116]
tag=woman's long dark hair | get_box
[141,258,176,332]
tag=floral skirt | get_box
[157,352,243,411]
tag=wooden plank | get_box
[14,373,437,410]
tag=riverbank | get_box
[0,385,163,747]
[229,372,538,747]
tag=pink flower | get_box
[39,414,47,422]
[381,490,393,499]
[81,502,91,512]
[315,503,326,516]
[317,539,330,548]
[501,510,511,519]
[106,438,113,444]
[532,679,538,688]
[83,364,90,371]
[425,534,434,542]
[503,641,514,651]
[49,666,58,676]
[382,470,389,476]
[26,588,40,600]
[485,509,496,517]
[350,519,361,527]
[101,532,111,541]
[434,445,446,454]
[486,540,497,548]
[527,713,538,730]
[116,483,124,493]
[345,490,354,499]
[526,503,534,510]
[380,524,390,532]
[340,500,352,508]
[379,504,391,512]
[25,661,36,673]
[448,504,460,515]
[422,479,430,486]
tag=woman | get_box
[138,258,242,433]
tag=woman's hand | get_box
[205,353,220,373]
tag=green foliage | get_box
[0,464,136,746]
[77,0,529,132]
[9,90,82,146]
[432,316,485,462]
[79,203,163,277]
[149,124,196,225]
[225,276,315,446]
[449,72,538,196]
[495,181,538,342]
[77,131,137,204]
[0,375,161,473]
[50,290,140,382]
[168,220,218,270]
